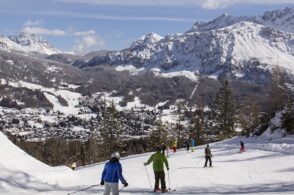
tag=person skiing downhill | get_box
[240,141,245,152]
[71,162,76,170]
[204,145,212,167]
[185,140,190,152]
[144,147,169,193]
[100,152,128,195]
[172,140,177,153]
[191,138,196,152]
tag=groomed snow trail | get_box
[0,132,294,195]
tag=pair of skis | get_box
[151,189,176,194]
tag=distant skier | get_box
[161,143,167,155]
[166,146,170,158]
[185,140,190,152]
[172,140,177,153]
[100,152,128,195]
[240,141,245,153]
[144,147,169,193]
[71,162,76,170]
[191,138,196,152]
[204,145,212,167]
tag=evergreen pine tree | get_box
[190,108,205,144]
[238,97,260,137]
[212,80,236,138]
[100,101,124,157]
[282,91,294,134]
[150,117,167,147]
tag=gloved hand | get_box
[100,181,104,185]
[167,167,169,171]
[144,163,147,166]
[124,182,128,187]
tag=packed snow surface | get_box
[1,131,294,194]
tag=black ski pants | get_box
[204,155,212,167]
[154,171,166,190]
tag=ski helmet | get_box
[111,152,120,159]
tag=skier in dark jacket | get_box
[100,152,128,195]
[144,147,169,193]
[204,145,212,167]
[240,141,245,152]
[185,140,190,152]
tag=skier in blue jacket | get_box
[100,152,128,195]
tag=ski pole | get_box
[67,184,100,195]
[144,165,153,189]
[119,186,125,192]
[167,170,171,190]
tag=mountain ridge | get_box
[0,33,60,55]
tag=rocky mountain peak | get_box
[262,7,294,21]
[261,7,294,32]
[7,33,60,55]
[187,13,255,33]
[130,32,163,49]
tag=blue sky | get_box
[1,0,293,54]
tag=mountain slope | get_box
[1,131,294,194]
[82,21,294,81]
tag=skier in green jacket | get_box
[144,147,169,193]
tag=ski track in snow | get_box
[189,82,199,100]
[1,132,294,195]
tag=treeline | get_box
[7,135,150,166]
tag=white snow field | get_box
[1,131,294,195]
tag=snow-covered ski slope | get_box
[1,131,294,195]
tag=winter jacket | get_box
[146,151,169,172]
[205,147,212,157]
[101,159,127,184]
[172,141,177,148]
[191,139,196,147]
[240,141,244,147]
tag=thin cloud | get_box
[203,0,294,9]
[21,26,66,36]
[23,19,43,27]
[73,30,96,36]
[43,11,195,22]
[55,0,294,9]
[54,0,202,7]
[1,9,196,22]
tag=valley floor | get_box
[1,132,294,195]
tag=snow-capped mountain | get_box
[130,32,163,49]
[0,33,60,55]
[0,35,27,53]
[188,7,294,33]
[186,14,256,33]
[82,14,294,81]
